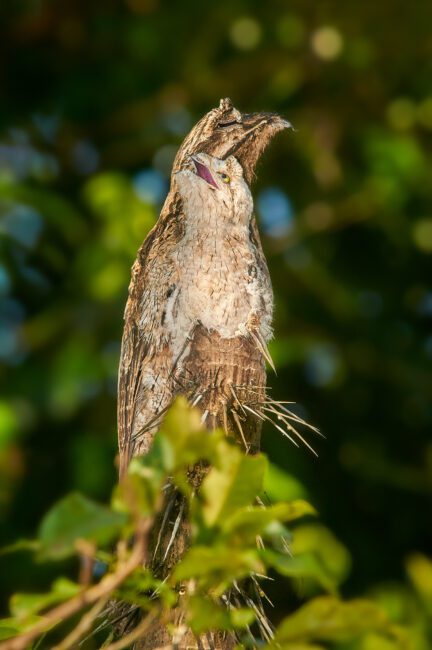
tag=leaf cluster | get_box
[0,400,429,649]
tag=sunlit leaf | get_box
[0,539,39,556]
[201,450,267,527]
[0,616,44,641]
[230,607,255,628]
[368,584,418,626]
[221,501,316,544]
[174,546,263,594]
[406,553,432,608]
[263,550,337,593]
[38,492,128,560]
[10,578,80,619]
[113,435,166,516]
[188,596,254,635]
[188,596,231,633]
[263,462,308,502]
[115,568,177,608]
[290,524,351,587]
[0,401,18,448]
[274,596,389,643]
[360,632,405,650]
[160,397,218,473]
[269,642,326,650]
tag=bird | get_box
[112,102,320,648]
[117,99,291,477]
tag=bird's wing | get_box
[117,318,145,476]
[117,216,182,476]
[249,215,273,305]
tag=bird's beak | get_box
[190,156,219,189]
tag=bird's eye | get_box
[219,172,230,183]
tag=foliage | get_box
[0,0,431,646]
[0,401,430,648]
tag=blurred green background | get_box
[0,0,431,620]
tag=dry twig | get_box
[0,518,152,650]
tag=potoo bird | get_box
[118,99,291,477]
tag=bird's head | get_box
[173,98,292,184]
[175,152,253,224]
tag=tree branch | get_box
[0,518,152,650]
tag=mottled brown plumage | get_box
[115,100,292,649]
[118,99,291,477]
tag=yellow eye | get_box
[219,172,230,183]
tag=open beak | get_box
[191,156,219,189]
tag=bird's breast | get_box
[168,229,272,347]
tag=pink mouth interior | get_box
[193,159,218,188]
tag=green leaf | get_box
[274,596,389,644]
[0,621,19,641]
[187,595,255,635]
[38,492,128,560]
[160,397,214,470]
[10,578,80,619]
[263,463,308,502]
[291,525,351,587]
[406,553,432,607]
[133,431,166,474]
[174,546,263,595]
[368,584,417,626]
[188,596,232,634]
[269,643,326,650]
[116,569,176,608]
[262,550,337,593]
[230,607,255,628]
[222,501,316,544]
[361,633,406,650]
[0,616,44,640]
[201,449,267,527]
[113,438,166,516]
[0,539,40,556]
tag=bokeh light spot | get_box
[72,140,100,175]
[304,344,342,387]
[0,401,18,447]
[230,17,262,50]
[0,205,43,248]
[0,266,11,296]
[303,202,334,232]
[311,26,343,60]
[412,219,432,253]
[161,105,192,136]
[387,98,416,131]
[417,97,432,130]
[257,187,294,238]
[89,261,128,301]
[313,152,342,187]
[133,169,167,204]
[416,291,432,317]
[0,325,21,363]
[32,113,60,143]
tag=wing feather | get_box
[117,215,182,476]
